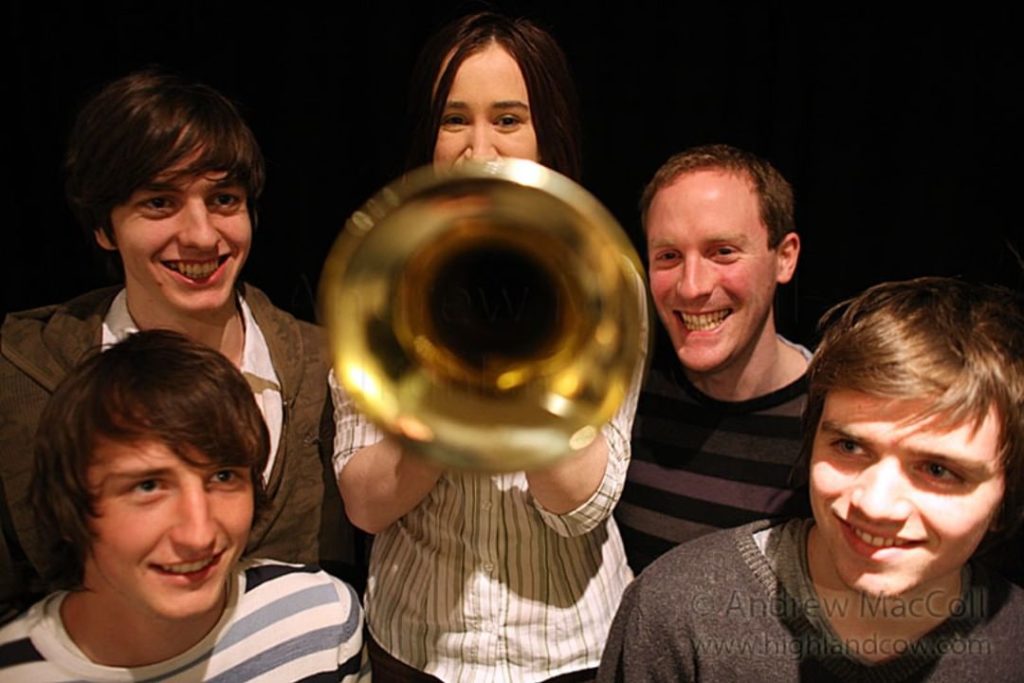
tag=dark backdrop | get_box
[4,1,1021,349]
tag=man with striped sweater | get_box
[618,144,810,573]
[0,331,363,681]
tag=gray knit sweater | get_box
[598,520,1024,682]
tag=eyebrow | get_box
[137,174,241,194]
[443,100,530,110]
[646,233,753,249]
[818,420,996,479]
[136,181,181,193]
[96,467,174,486]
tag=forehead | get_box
[816,390,1003,471]
[88,437,206,483]
[447,43,529,101]
[646,169,765,239]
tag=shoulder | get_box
[234,560,362,658]
[0,594,63,674]
[1,287,117,385]
[240,284,327,366]
[967,562,1024,629]
[239,559,360,621]
[212,561,363,681]
[645,522,753,565]
[634,523,762,601]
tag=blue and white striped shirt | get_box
[0,560,364,682]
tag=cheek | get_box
[809,458,849,507]
[512,130,540,163]
[433,132,460,166]
[648,271,676,302]
[716,265,763,301]
[931,483,1004,543]
[225,214,253,248]
[222,495,255,538]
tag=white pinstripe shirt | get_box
[331,304,646,682]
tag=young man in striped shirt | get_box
[617,144,810,572]
[0,331,363,681]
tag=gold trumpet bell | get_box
[320,159,646,471]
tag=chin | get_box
[842,570,921,600]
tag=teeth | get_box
[680,310,730,331]
[166,259,220,280]
[160,558,214,574]
[853,527,902,548]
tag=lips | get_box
[852,526,912,548]
[161,256,228,281]
[676,309,731,332]
[154,552,222,576]
[839,517,921,557]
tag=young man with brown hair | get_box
[0,70,343,620]
[618,144,808,572]
[0,331,363,679]
[600,277,1024,681]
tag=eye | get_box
[209,191,245,212]
[440,113,468,129]
[711,246,739,262]
[832,438,863,456]
[918,461,964,486]
[650,249,681,267]
[210,468,251,490]
[495,114,522,129]
[139,195,176,215]
[133,479,160,494]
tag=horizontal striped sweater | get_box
[617,340,811,573]
[0,560,363,682]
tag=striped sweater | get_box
[617,342,811,574]
[0,560,363,682]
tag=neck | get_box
[61,586,227,667]
[686,322,807,401]
[124,292,245,367]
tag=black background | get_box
[4,1,1021,348]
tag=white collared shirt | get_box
[101,290,282,482]
[330,280,648,681]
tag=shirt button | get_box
[482,501,493,511]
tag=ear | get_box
[774,232,800,284]
[94,228,117,251]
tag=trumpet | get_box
[319,159,647,471]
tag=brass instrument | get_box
[320,159,646,471]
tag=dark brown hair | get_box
[65,69,265,245]
[405,12,582,180]
[640,144,795,247]
[803,277,1024,543]
[32,330,269,587]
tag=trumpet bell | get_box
[320,159,646,471]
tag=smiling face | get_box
[808,390,1005,599]
[76,438,253,635]
[97,169,251,326]
[646,169,799,387]
[433,43,539,167]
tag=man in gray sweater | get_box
[599,277,1024,682]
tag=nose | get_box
[178,198,219,248]
[169,485,217,553]
[675,255,714,301]
[849,458,913,522]
[461,124,499,162]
